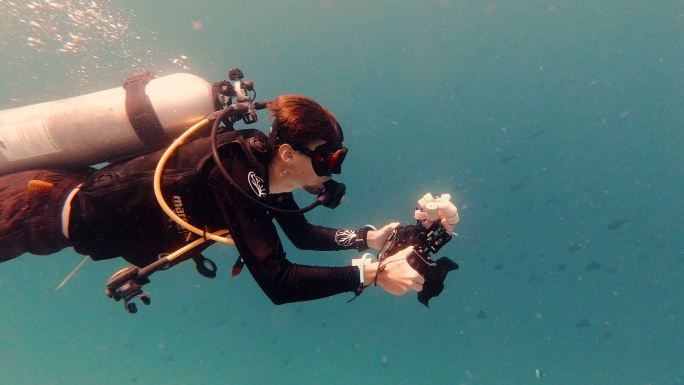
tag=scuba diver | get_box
[0,70,459,312]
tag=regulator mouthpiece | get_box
[318,180,346,209]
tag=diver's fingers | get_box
[383,221,401,231]
[413,271,426,286]
[367,221,401,250]
[380,249,424,293]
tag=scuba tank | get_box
[0,71,226,175]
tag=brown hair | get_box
[267,95,343,150]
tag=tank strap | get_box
[123,71,167,148]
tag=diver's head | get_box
[267,95,347,193]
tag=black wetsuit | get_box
[67,129,363,304]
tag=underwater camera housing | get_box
[378,221,459,307]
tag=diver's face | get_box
[292,139,332,194]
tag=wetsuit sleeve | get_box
[206,152,360,305]
[271,193,363,251]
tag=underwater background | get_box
[1,1,682,384]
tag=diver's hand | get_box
[370,246,425,295]
[366,221,400,250]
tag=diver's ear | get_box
[278,143,295,162]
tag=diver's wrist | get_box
[363,262,379,286]
[352,255,378,288]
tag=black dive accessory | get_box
[290,142,348,177]
[213,67,261,129]
[378,221,459,307]
[210,107,347,214]
[105,253,217,313]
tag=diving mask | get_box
[292,141,348,176]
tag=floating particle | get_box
[26,36,44,46]
[509,182,524,192]
[500,155,516,164]
[170,55,191,70]
[568,242,583,252]
[528,274,544,284]
[381,355,389,366]
[493,263,504,271]
[576,318,590,328]
[529,129,544,139]
[192,20,203,30]
[585,261,603,271]
[608,219,629,230]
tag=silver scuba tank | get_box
[0,72,216,175]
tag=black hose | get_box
[209,107,324,214]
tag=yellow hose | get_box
[153,117,234,245]
[165,229,230,262]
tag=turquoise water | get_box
[1,1,683,384]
